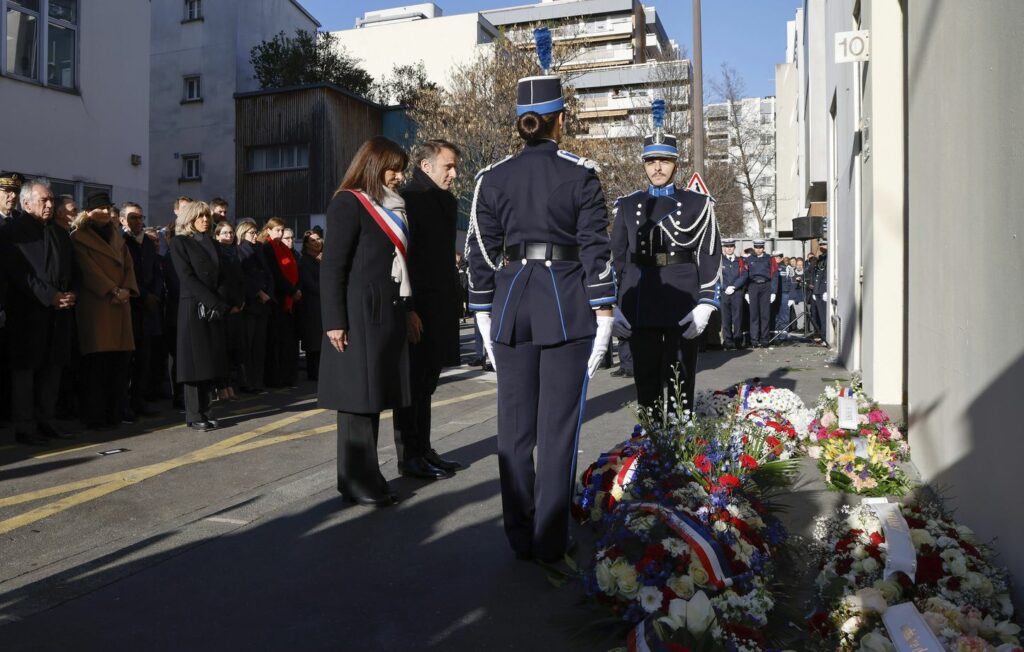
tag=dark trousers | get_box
[492,337,591,561]
[183,381,212,424]
[0,330,9,424]
[617,338,633,373]
[11,364,62,434]
[80,351,131,427]
[720,292,744,346]
[393,345,442,461]
[265,306,297,386]
[239,310,268,389]
[306,350,320,381]
[748,282,772,344]
[631,327,699,414]
[129,336,152,411]
[814,295,828,343]
[336,411,388,496]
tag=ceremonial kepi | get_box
[642,99,679,160]
[516,27,564,116]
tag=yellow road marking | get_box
[32,443,101,460]
[0,388,496,533]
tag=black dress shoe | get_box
[121,410,138,424]
[337,486,398,507]
[610,367,633,378]
[132,404,160,418]
[398,457,454,480]
[467,357,484,367]
[482,360,494,372]
[38,423,74,440]
[15,432,49,447]
[424,449,463,472]
[188,421,216,432]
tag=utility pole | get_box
[691,0,705,178]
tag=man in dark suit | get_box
[0,171,24,428]
[0,178,77,445]
[395,140,464,479]
[122,202,164,419]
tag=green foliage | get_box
[249,29,374,97]
[373,61,438,107]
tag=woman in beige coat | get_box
[71,192,139,429]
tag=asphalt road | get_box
[0,329,848,651]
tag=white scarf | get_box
[380,186,412,298]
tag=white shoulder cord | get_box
[464,174,503,272]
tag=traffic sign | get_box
[686,172,709,195]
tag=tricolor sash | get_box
[343,189,409,258]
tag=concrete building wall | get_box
[803,0,829,196]
[0,1,150,210]
[774,62,799,234]
[150,0,317,221]
[905,0,1024,604]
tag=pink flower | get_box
[820,412,836,428]
[858,413,870,425]
[868,409,889,424]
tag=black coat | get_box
[402,168,462,368]
[216,242,246,308]
[317,191,410,413]
[0,213,76,368]
[297,252,322,352]
[125,232,164,337]
[239,240,273,315]
[169,233,230,383]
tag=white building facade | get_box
[149,0,318,220]
[776,0,1024,603]
[0,0,150,209]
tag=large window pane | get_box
[6,9,39,79]
[10,0,40,11]
[47,23,75,88]
[48,0,77,23]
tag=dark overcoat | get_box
[124,232,164,337]
[317,191,410,413]
[402,168,461,368]
[297,252,322,352]
[169,233,231,383]
[0,213,76,368]
[238,239,273,316]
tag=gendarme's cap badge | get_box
[642,99,679,160]
[516,27,564,117]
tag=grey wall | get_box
[906,0,1024,603]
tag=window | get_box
[246,144,310,172]
[3,0,77,89]
[183,75,201,102]
[184,0,202,22]
[181,154,201,181]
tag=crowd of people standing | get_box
[0,171,324,445]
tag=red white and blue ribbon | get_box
[623,502,735,590]
[343,190,408,258]
[839,386,855,398]
[627,618,669,652]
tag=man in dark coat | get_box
[394,140,464,479]
[0,179,77,445]
[122,202,164,419]
[0,171,24,427]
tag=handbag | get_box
[197,302,223,322]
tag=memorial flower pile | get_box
[695,382,814,435]
[808,502,1022,651]
[805,382,913,496]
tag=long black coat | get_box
[125,232,164,337]
[239,240,273,316]
[317,191,410,413]
[297,252,322,353]
[169,233,231,383]
[0,213,76,368]
[403,168,462,369]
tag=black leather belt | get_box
[628,250,695,266]
[504,242,580,262]
[751,277,769,284]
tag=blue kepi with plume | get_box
[516,27,564,116]
[642,98,679,159]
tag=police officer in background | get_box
[811,239,829,345]
[611,100,722,414]
[744,239,779,348]
[718,238,746,350]
[466,28,615,564]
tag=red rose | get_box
[916,554,944,584]
[740,454,759,470]
[869,531,885,546]
[946,577,962,592]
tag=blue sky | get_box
[300,0,802,99]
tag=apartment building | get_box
[0,0,150,209]
[149,0,319,219]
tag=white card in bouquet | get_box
[882,602,944,652]
[838,395,859,430]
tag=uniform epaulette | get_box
[556,149,601,173]
[684,186,717,203]
[615,190,645,206]
[475,155,513,181]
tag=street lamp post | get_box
[691,0,705,178]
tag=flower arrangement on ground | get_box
[695,382,814,435]
[808,501,1022,651]
[804,381,913,496]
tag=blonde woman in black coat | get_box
[319,136,411,507]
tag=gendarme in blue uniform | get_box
[719,242,747,348]
[743,245,779,346]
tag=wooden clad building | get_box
[234,83,386,233]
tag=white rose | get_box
[948,557,968,577]
[851,546,868,560]
[686,590,716,636]
[638,585,663,613]
[613,563,640,599]
[841,615,863,634]
[595,559,615,595]
[910,529,936,548]
[690,563,710,587]
[861,557,880,574]
[858,630,896,652]
[854,587,888,614]
[667,574,695,599]
[997,594,1014,618]
[922,611,949,634]
[955,524,977,543]
[873,579,901,603]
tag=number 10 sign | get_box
[835,30,870,63]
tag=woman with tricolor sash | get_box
[318,136,412,507]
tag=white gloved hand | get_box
[823,292,829,301]
[771,293,777,303]
[724,286,735,296]
[475,312,497,372]
[612,306,632,339]
[744,294,750,304]
[587,315,615,378]
[787,299,795,308]
[679,304,716,340]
